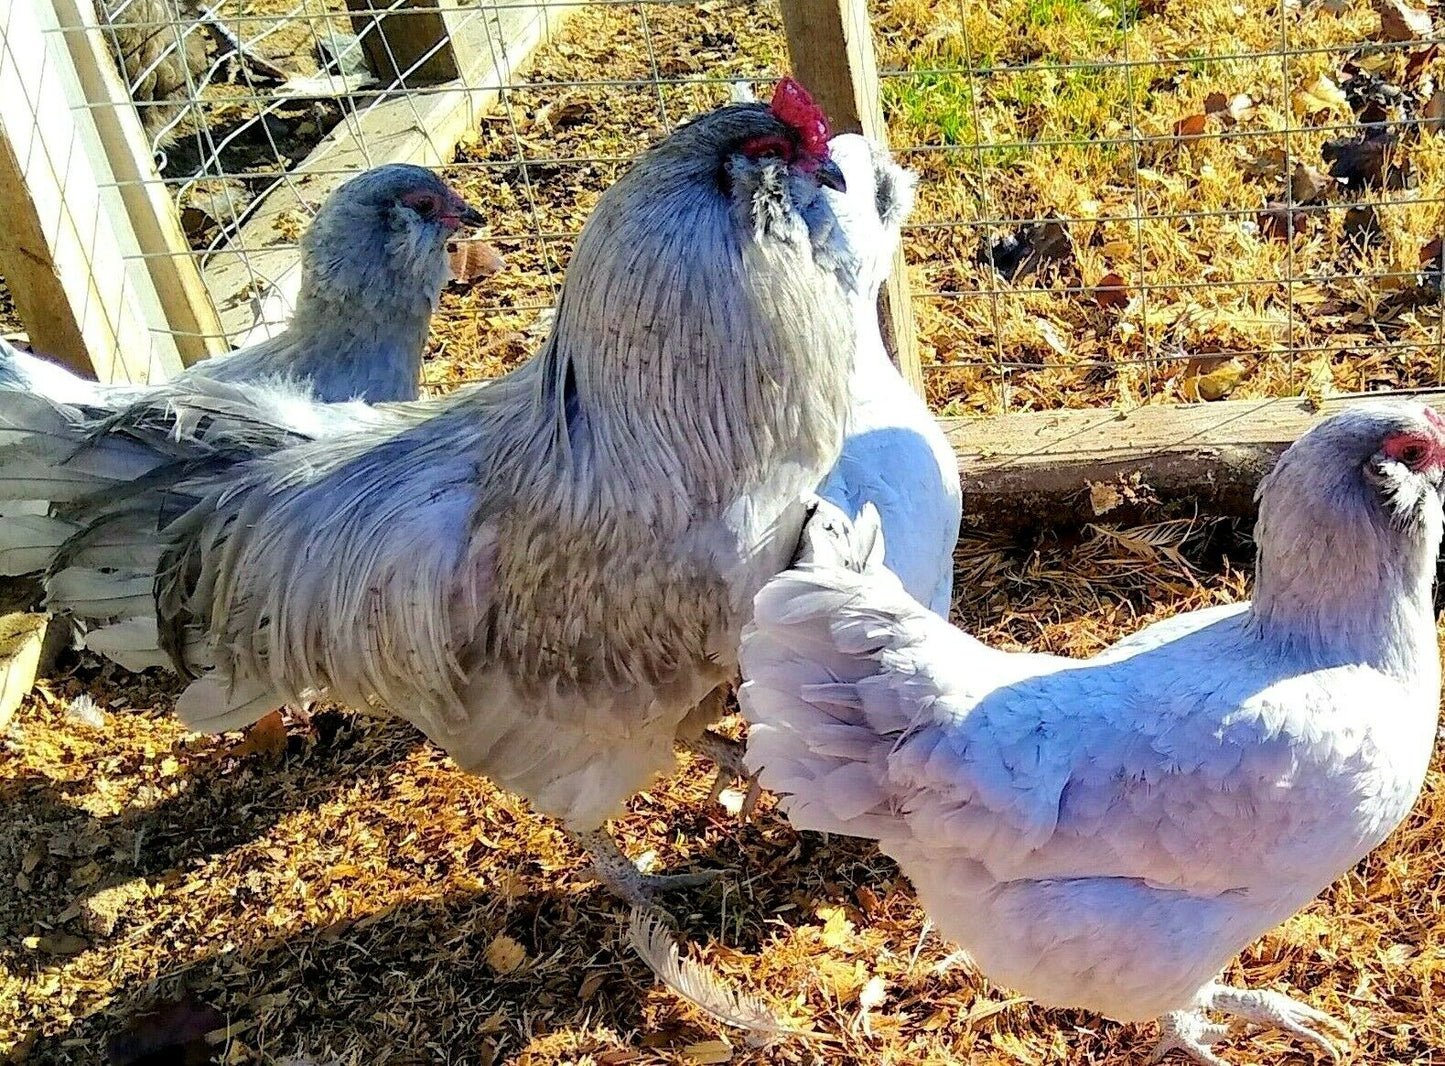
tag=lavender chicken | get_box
[0,80,858,903]
[742,401,1445,1064]
[0,163,492,408]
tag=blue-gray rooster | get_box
[0,80,858,904]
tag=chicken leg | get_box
[572,828,723,907]
[682,729,762,818]
[1150,982,1350,1065]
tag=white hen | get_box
[818,135,961,616]
[741,402,1445,1064]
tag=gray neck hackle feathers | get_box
[191,165,462,403]
[1251,402,1445,676]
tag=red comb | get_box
[769,76,831,157]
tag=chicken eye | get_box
[404,193,438,218]
[1399,443,1428,468]
[740,134,795,162]
[1382,432,1435,471]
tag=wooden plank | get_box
[0,612,47,733]
[203,0,568,348]
[51,0,227,367]
[940,391,1445,531]
[778,0,923,396]
[346,0,463,87]
[0,0,184,383]
[0,132,92,378]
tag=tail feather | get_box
[740,500,930,841]
[83,619,170,673]
[0,396,166,503]
[0,514,78,575]
[175,672,284,733]
[83,617,209,675]
[47,568,154,619]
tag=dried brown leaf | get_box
[1205,91,1258,124]
[536,99,592,130]
[1404,43,1439,82]
[1290,162,1335,204]
[1292,74,1350,116]
[1299,355,1340,406]
[682,1041,733,1064]
[1094,272,1130,309]
[484,933,526,974]
[1425,88,1445,132]
[1185,358,1246,401]
[1174,113,1208,138]
[1089,482,1125,516]
[230,709,287,760]
[1257,202,1310,240]
[23,932,88,955]
[579,970,608,1001]
[1376,0,1434,41]
[446,239,508,288]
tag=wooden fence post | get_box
[778,0,924,397]
[0,0,185,383]
[346,0,469,87]
[52,0,228,367]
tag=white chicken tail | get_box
[739,500,941,842]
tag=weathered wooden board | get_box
[346,0,464,86]
[941,391,1445,530]
[52,0,227,367]
[0,613,48,732]
[203,0,569,348]
[0,0,185,382]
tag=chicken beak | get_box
[456,201,486,229]
[815,158,847,193]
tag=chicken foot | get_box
[1150,982,1349,1065]
[682,729,762,818]
[572,828,723,907]
[1149,1011,1239,1066]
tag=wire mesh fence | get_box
[8,0,1445,414]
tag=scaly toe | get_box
[1205,985,1348,1062]
[706,764,730,804]
[598,868,725,907]
[685,729,760,820]
[1150,1011,1233,1066]
[642,869,725,892]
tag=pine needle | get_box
[627,908,801,1046]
